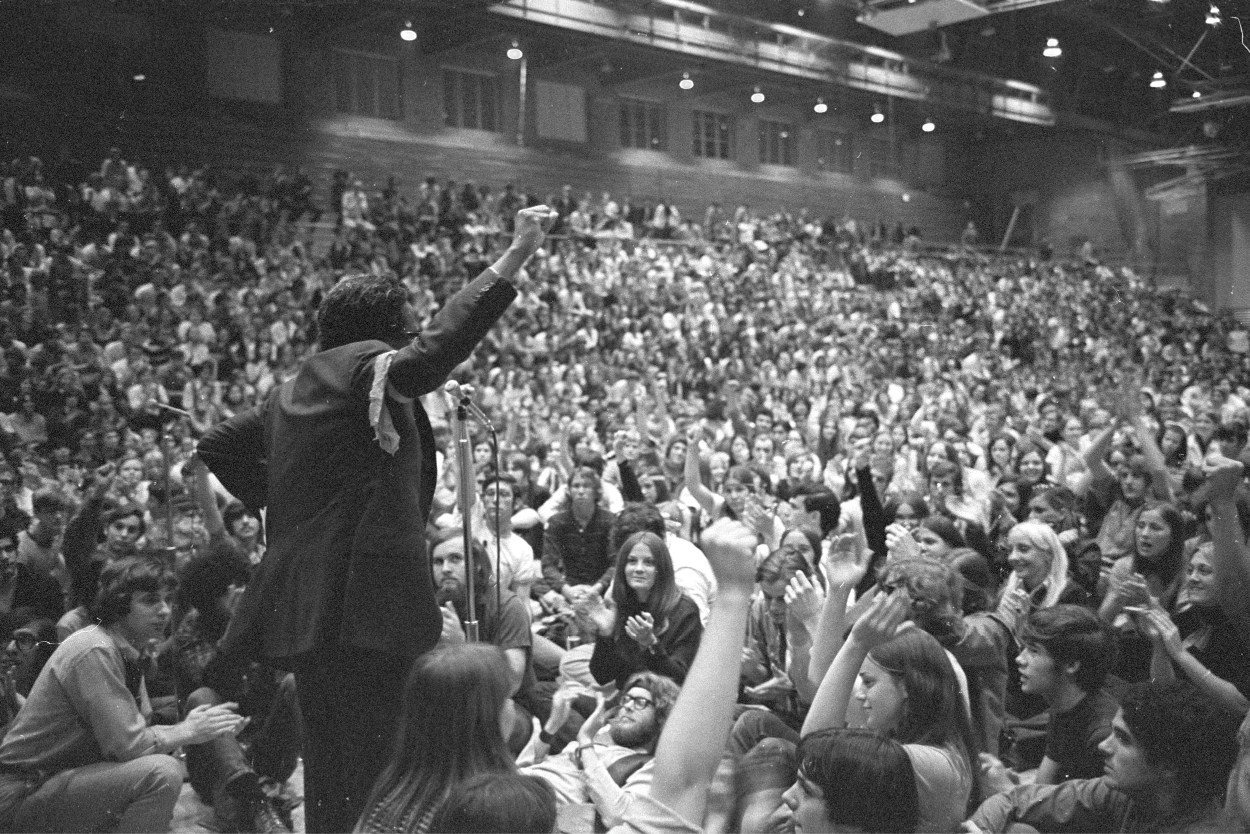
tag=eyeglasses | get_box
[12,632,54,652]
[619,694,654,712]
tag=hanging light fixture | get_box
[922,118,936,132]
[813,97,828,114]
[507,40,524,60]
[871,103,885,123]
[1042,37,1062,58]
[400,21,417,42]
[1206,4,1222,25]
[1193,89,1203,98]
[679,72,694,90]
[1150,71,1167,88]
[751,86,765,103]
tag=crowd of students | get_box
[2,144,1250,833]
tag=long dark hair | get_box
[1132,502,1188,604]
[359,644,514,832]
[611,531,683,642]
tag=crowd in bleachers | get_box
[2,144,1250,833]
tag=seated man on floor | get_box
[520,671,679,831]
[967,680,1240,833]
[173,553,302,834]
[0,557,245,833]
[981,604,1119,789]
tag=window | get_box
[443,68,498,131]
[692,110,733,159]
[334,51,399,120]
[620,98,666,150]
[758,120,795,166]
[864,137,897,178]
[814,129,854,174]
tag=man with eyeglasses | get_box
[521,672,679,830]
[0,521,66,666]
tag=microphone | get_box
[444,380,494,430]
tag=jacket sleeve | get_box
[387,268,518,399]
[196,405,268,512]
[968,778,1126,833]
[643,601,703,682]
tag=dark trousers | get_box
[293,647,411,834]
[185,676,302,803]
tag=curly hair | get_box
[316,273,408,350]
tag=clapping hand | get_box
[624,611,657,648]
[1127,601,1183,656]
[577,692,609,749]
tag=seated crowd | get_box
[1,146,1250,833]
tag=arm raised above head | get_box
[648,520,757,826]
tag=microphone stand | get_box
[451,394,480,642]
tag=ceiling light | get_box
[1042,37,1062,58]
[679,72,694,90]
[132,73,146,82]
[507,40,523,60]
[1150,71,1167,88]
[751,86,765,103]
[871,104,885,123]
[1193,90,1203,98]
[922,118,935,132]
[814,97,828,114]
[1206,4,1221,25]
[400,22,417,42]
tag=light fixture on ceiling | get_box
[1206,4,1221,25]
[922,118,935,132]
[751,86,765,103]
[507,40,524,60]
[1193,89,1203,98]
[132,73,146,82]
[1150,70,1167,88]
[1042,37,1062,58]
[400,22,416,41]
[814,97,828,114]
[871,103,885,123]
[679,72,694,90]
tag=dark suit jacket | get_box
[197,268,516,667]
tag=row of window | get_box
[335,56,893,175]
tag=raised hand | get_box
[822,534,871,589]
[885,523,921,560]
[784,571,824,626]
[1203,453,1245,502]
[848,589,909,650]
[701,518,758,591]
[512,205,556,257]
